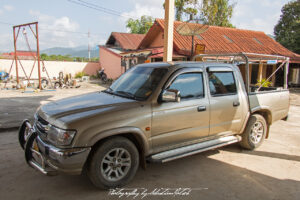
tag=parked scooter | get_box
[98,69,108,83]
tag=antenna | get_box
[176,19,209,57]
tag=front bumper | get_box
[19,120,91,175]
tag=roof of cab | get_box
[136,61,236,70]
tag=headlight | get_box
[45,124,76,146]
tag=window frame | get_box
[207,69,238,97]
[163,68,206,101]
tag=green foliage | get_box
[256,79,272,88]
[201,0,235,27]
[126,15,154,34]
[89,74,97,79]
[40,53,99,62]
[274,0,300,54]
[163,0,198,21]
[163,0,235,27]
[75,71,88,79]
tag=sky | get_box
[0,0,291,52]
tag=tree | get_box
[163,0,235,27]
[200,0,235,27]
[274,0,300,54]
[164,0,198,21]
[126,15,154,34]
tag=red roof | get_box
[2,51,37,57]
[106,32,145,50]
[139,19,300,63]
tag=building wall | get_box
[149,32,164,48]
[99,47,123,79]
[0,59,100,79]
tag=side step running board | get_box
[148,135,241,163]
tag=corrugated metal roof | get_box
[108,32,145,50]
[140,19,300,63]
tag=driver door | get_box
[151,68,210,153]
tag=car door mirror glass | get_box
[162,89,181,102]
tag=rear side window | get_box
[168,73,204,100]
[208,72,237,96]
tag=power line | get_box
[0,20,107,36]
[67,0,137,19]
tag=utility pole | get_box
[163,0,175,62]
[13,26,19,85]
[88,30,91,61]
[36,23,42,89]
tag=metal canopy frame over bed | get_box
[192,53,290,93]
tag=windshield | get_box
[105,67,168,101]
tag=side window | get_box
[208,72,237,96]
[168,73,204,100]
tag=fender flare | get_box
[88,127,150,156]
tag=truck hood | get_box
[39,91,136,120]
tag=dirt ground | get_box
[0,80,107,130]
[0,83,299,200]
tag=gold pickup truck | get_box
[19,60,289,189]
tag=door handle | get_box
[197,106,206,112]
[233,101,240,107]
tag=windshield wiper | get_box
[115,91,140,100]
[102,87,114,95]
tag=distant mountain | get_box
[41,46,99,58]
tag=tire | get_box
[41,79,48,90]
[54,82,61,89]
[240,114,267,150]
[101,73,108,83]
[87,136,139,189]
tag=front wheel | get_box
[240,114,267,150]
[87,136,139,189]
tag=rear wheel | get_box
[101,73,108,83]
[87,136,139,189]
[240,114,267,150]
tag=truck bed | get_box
[249,89,289,124]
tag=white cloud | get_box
[29,10,81,48]
[232,0,288,34]
[3,5,14,11]
[121,0,164,23]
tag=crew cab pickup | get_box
[19,61,289,189]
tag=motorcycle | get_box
[98,69,108,83]
[0,71,9,82]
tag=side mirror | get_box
[162,89,181,102]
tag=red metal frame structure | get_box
[13,22,42,89]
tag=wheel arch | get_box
[87,127,149,169]
[252,109,272,138]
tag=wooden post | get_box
[272,65,276,86]
[284,58,289,89]
[258,62,263,82]
[163,0,174,62]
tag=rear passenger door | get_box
[207,66,246,136]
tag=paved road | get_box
[0,106,299,200]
